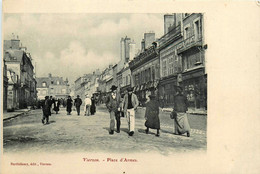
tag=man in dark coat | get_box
[66,96,73,115]
[106,85,120,135]
[145,94,160,137]
[172,86,191,137]
[90,95,96,115]
[74,95,82,116]
[42,96,51,124]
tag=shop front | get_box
[181,67,206,109]
[158,75,177,108]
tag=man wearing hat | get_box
[122,87,139,136]
[74,95,82,116]
[106,85,121,134]
[172,86,191,137]
[84,94,91,116]
[41,96,51,124]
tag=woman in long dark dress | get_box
[90,95,96,115]
[53,98,60,114]
[66,96,73,115]
[144,94,160,137]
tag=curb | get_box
[3,110,31,121]
[139,107,207,116]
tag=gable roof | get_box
[36,76,68,88]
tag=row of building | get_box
[3,37,37,111]
[73,13,207,109]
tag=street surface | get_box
[3,105,206,155]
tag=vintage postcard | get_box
[1,0,260,174]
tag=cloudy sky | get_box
[3,13,164,83]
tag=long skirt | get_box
[90,105,96,115]
[173,113,191,134]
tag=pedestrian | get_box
[53,98,60,114]
[66,95,73,115]
[49,96,55,113]
[122,87,139,136]
[106,85,120,134]
[90,95,96,115]
[84,94,91,116]
[170,86,191,137]
[144,94,160,137]
[74,95,82,116]
[41,96,51,124]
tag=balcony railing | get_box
[129,46,158,69]
[177,34,202,54]
[159,25,182,49]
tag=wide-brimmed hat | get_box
[127,87,133,92]
[110,85,117,91]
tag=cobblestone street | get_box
[3,105,206,155]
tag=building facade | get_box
[4,38,37,109]
[36,73,70,100]
[176,13,207,109]
[158,13,207,109]
[3,60,8,111]
[129,43,160,106]
[158,13,183,107]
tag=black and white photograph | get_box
[2,13,207,155]
[1,1,260,174]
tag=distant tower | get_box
[120,36,132,63]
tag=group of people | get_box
[41,94,96,125]
[65,94,96,116]
[106,85,139,136]
[106,85,191,137]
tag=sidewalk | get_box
[2,109,31,121]
[138,106,207,115]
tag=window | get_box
[51,81,54,84]
[135,74,139,86]
[42,82,46,87]
[162,60,167,77]
[168,55,174,75]
[151,66,155,80]
[184,26,190,39]
[194,18,202,40]
[148,68,151,81]
[62,89,66,94]
[50,88,54,94]
[57,81,60,85]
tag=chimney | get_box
[48,73,52,78]
[144,33,155,49]
[11,39,20,49]
[141,39,145,52]
[164,14,175,34]
[129,40,136,62]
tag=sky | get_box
[3,13,164,83]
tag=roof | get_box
[36,76,68,88]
